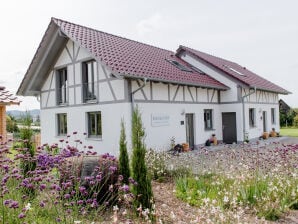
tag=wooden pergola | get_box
[0,86,20,141]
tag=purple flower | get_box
[109,166,117,173]
[9,200,19,209]
[120,184,130,193]
[18,212,26,219]
[39,201,45,208]
[64,194,71,199]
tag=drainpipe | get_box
[131,78,148,113]
[242,86,257,142]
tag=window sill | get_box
[57,103,68,107]
[86,137,102,141]
[249,126,256,129]
[204,128,215,131]
[83,100,98,104]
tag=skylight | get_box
[191,66,205,75]
[224,65,246,76]
[166,59,193,72]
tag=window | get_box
[82,60,96,102]
[87,111,102,138]
[204,109,213,129]
[166,59,193,72]
[271,108,276,124]
[56,67,68,104]
[249,108,256,127]
[57,113,67,136]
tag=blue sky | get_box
[1,0,297,110]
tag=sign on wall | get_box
[151,114,170,127]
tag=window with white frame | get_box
[271,108,276,124]
[204,109,213,129]
[82,60,96,102]
[249,108,256,127]
[56,67,68,105]
[87,111,102,138]
[57,113,67,136]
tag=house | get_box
[17,18,290,154]
[0,86,20,140]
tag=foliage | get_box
[145,149,171,182]
[280,109,296,127]
[131,106,153,211]
[174,143,298,222]
[6,114,19,133]
[0,134,136,223]
[118,119,130,184]
[294,115,298,127]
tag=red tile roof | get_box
[0,86,20,105]
[177,46,289,94]
[52,18,227,90]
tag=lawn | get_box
[280,127,298,137]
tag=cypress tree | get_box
[119,119,130,184]
[131,106,153,210]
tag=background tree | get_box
[119,119,130,184]
[131,106,153,210]
[6,114,19,133]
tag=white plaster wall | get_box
[181,54,239,102]
[243,103,280,139]
[135,102,222,150]
[110,80,125,100]
[40,103,132,156]
[55,48,72,67]
[41,72,55,91]
[152,83,168,101]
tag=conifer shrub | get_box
[131,107,153,210]
[119,119,130,184]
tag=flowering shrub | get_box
[0,134,136,223]
[175,142,298,222]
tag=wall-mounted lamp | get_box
[181,109,185,115]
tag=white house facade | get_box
[17,18,290,155]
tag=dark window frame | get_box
[87,111,102,138]
[204,109,213,130]
[249,108,256,127]
[57,113,67,136]
[271,108,276,124]
[166,59,193,72]
[56,67,68,105]
[82,60,97,102]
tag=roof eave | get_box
[17,20,67,96]
[120,73,229,91]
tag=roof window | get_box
[224,65,246,76]
[191,66,205,74]
[166,59,193,72]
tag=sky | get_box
[1,0,297,110]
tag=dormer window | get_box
[166,59,193,72]
[224,65,246,76]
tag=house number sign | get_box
[151,114,170,127]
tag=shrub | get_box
[119,119,130,184]
[145,149,171,182]
[131,107,153,211]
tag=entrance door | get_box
[222,112,237,144]
[263,111,267,132]
[185,113,194,149]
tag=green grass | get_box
[280,127,298,137]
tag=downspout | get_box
[131,78,148,114]
[242,86,256,142]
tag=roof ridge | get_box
[52,17,174,55]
